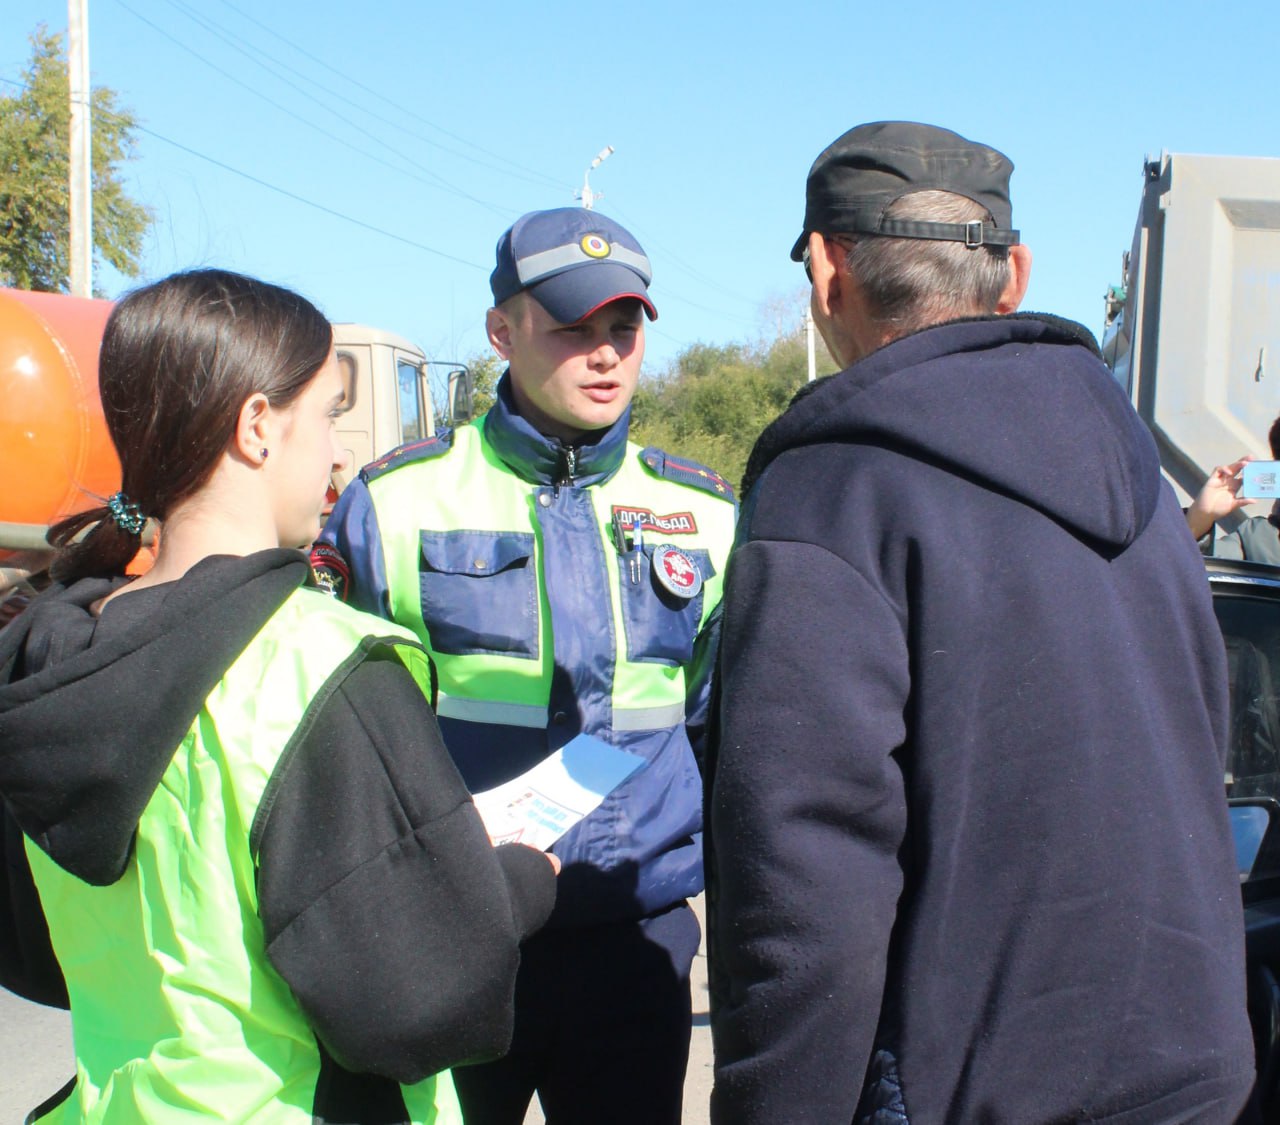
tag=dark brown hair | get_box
[48,269,332,583]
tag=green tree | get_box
[465,351,502,418]
[632,322,839,491]
[0,26,151,291]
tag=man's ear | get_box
[809,232,845,318]
[995,244,1032,314]
[486,304,514,360]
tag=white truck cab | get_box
[330,323,470,492]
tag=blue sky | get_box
[4,0,1279,373]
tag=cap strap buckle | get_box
[859,216,1020,248]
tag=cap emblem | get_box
[580,234,611,259]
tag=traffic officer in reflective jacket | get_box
[313,208,736,1125]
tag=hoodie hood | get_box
[743,314,1162,549]
[0,550,308,885]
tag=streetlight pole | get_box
[576,146,614,210]
[68,0,92,296]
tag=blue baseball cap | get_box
[490,207,658,324]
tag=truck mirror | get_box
[1231,797,1280,882]
[447,367,473,426]
[335,352,358,413]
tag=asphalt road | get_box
[0,987,73,1120]
[0,895,715,1124]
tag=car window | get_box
[1215,593,1280,798]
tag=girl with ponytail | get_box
[1,269,556,1125]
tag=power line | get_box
[3,68,750,334]
[0,74,488,272]
[162,0,571,196]
[109,0,514,218]
[647,281,756,326]
[609,202,760,308]
[153,0,532,208]
[132,121,490,271]
[207,0,569,193]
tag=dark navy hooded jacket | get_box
[705,314,1255,1124]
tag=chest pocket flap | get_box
[419,530,538,658]
[618,547,715,666]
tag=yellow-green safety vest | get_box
[25,588,461,1125]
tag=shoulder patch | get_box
[360,429,455,483]
[638,446,735,502]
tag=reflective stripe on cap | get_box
[516,240,652,287]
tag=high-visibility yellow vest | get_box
[350,411,736,920]
[368,422,735,736]
[26,588,460,1125]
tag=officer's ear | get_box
[486,303,515,360]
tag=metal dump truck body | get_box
[1106,153,1280,510]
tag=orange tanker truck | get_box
[0,286,471,617]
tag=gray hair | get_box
[840,191,1011,335]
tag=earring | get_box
[260,448,269,461]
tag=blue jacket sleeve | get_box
[314,479,393,619]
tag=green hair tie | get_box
[106,491,146,536]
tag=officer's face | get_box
[487,294,644,442]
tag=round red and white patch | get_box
[652,544,702,599]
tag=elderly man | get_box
[704,122,1255,1124]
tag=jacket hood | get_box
[742,314,1162,549]
[0,550,308,885]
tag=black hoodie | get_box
[0,550,555,1094]
[706,315,1255,1124]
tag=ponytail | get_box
[47,492,148,584]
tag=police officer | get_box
[314,208,736,1125]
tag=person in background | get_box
[0,268,556,1124]
[704,121,1255,1125]
[1186,417,1280,563]
[314,208,737,1125]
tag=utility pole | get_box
[68,0,93,296]
[576,146,614,210]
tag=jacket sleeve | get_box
[684,600,722,773]
[706,538,910,1125]
[255,652,556,1084]
[313,478,394,618]
[0,806,68,1008]
[1204,525,1245,560]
